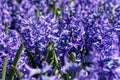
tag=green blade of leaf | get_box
[16,0,21,4]
[45,42,59,68]
[62,73,70,80]
[2,55,8,80]
[36,9,40,19]
[53,50,58,67]
[26,50,36,68]
[69,52,76,62]
[8,44,24,80]
[56,8,61,19]
[13,44,24,67]
[50,59,54,65]
[4,22,9,33]
[11,65,22,79]
[45,42,53,62]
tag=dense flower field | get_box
[0,0,120,80]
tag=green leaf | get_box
[2,55,8,80]
[26,50,36,68]
[45,42,54,62]
[50,59,54,64]
[49,2,61,19]
[53,50,58,67]
[8,44,24,80]
[112,7,115,14]
[11,65,22,79]
[69,52,76,62]
[45,42,60,76]
[45,42,58,68]
[4,22,9,34]
[16,0,21,4]
[108,16,113,23]
[36,9,40,19]
[62,73,70,80]
[16,0,19,3]
[13,44,24,67]
[50,2,56,14]
[55,8,61,19]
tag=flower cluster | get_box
[0,29,27,79]
[0,0,120,80]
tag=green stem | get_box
[2,55,8,80]
[8,44,24,80]
[11,65,22,79]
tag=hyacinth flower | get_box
[77,0,120,79]
[12,2,60,67]
[0,0,13,32]
[0,29,28,79]
[91,15,120,79]
[26,0,61,15]
[15,13,59,54]
[58,0,120,79]
[7,0,59,53]
[61,56,81,79]
[24,61,60,80]
[56,0,85,61]
[0,0,120,80]
[4,0,60,69]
